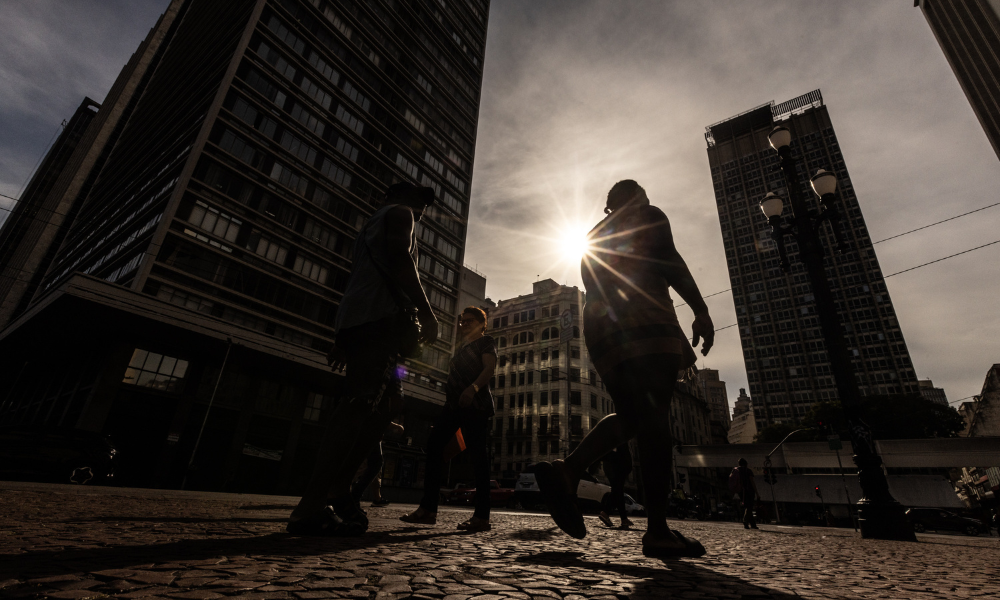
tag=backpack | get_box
[728,467,742,494]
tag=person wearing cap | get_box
[400,306,497,532]
[288,182,439,537]
[533,179,714,558]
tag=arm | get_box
[651,213,715,355]
[383,206,438,343]
[458,353,498,408]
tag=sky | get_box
[1,1,998,414]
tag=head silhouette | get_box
[606,179,649,214]
[738,458,748,467]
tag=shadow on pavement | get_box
[0,528,468,582]
[518,550,803,600]
[508,527,560,541]
[60,516,288,524]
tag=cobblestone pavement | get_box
[1,483,998,600]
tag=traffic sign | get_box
[559,309,574,343]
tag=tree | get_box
[753,394,965,443]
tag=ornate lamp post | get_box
[760,125,916,541]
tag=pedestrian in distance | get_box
[598,443,634,529]
[287,182,439,537]
[351,421,405,509]
[533,180,715,558]
[730,458,759,529]
[400,306,498,532]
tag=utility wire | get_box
[883,239,1000,278]
[872,201,1000,245]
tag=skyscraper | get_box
[0,0,489,493]
[705,90,920,426]
[916,0,1000,163]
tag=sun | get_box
[558,225,593,264]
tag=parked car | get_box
[622,494,646,516]
[0,427,117,485]
[439,482,472,505]
[576,472,612,513]
[514,471,541,509]
[453,479,517,507]
[905,508,987,536]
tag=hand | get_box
[691,311,715,356]
[418,309,439,345]
[458,386,476,408]
[327,344,348,372]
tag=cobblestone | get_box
[1,482,998,599]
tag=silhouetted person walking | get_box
[352,422,405,508]
[534,180,714,558]
[288,183,438,536]
[733,458,759,529]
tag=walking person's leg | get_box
[746,494,758,528]
[457,411,492,531]
[351,443,385,504]
[289,320,398,535]
[400,409,461,524]
[612,480,629,525]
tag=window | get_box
[247,230,289,265]
[571,391,582,405]
[589,370,597,386]
[526,392,533,406]
[551,367,560,381]
[303,218,340,252]
[518,394,524,407]
[540,370,548,384]
[508,396,515,408]
[188,201,241,242]
[342,81,371,111]
[320,158,352,188]
[590,394,598,409]
[520,311,528,322]
[518,372,525,386]
[516,417,523,433]
[527,350,534,363]
[539,415,548,433]
[571,347,580,359]
[501,316,508,327]
[335,104,363,135]
[552,349,560,360]
[541,391,548,406]
[571,414,582,434]
[541,349,548,361]
[573,326,580,338]
[513,313,520,325]
[527,372,534,385]
[303,392,330,421]
[279,130,317,165]
[293,253,329,284]
[497,374,505,387]
[122,349,189,393]
[551,390,560,405]
[569,368,580,382]
[528,309,536,320]
[551,304,559,314]
[492,318,500,329]
[499,337,506,348]
[519,352,526,364]
[541,307,549,318]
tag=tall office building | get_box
[705,90,919,426]
[0,0,489,494]
[695,368,730,429]
[916,0,1000,162]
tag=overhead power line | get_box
[872,201,1000,245]
[883,239,1000,278]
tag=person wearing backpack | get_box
[730,458,759,529]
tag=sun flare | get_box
[558,225,592,264]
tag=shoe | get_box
[642,531,706,558]
[286,506,365,537]
[744,524,750,529]
[399,511,437,525]
[535,461,586,539]
[750,525,759,530]
[457,518,492,532]
[371,498,390,507]
[620,519,634,529]
[599,513,613,528]
[332,496,369,532]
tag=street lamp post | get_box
[760,125,916,541]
